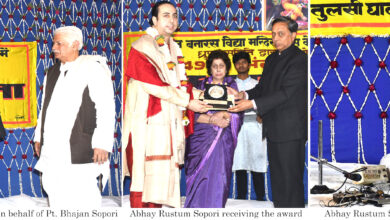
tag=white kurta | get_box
[34,55,115,207]
[232,77,268,173]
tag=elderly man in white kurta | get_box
[33,26,115,207]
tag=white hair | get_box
[54,26,83,50]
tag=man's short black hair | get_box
[233,51,251,64]
[149,1,176,26]
[206,50,231,76]
[271,16,298,33]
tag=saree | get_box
[184,76,243,208]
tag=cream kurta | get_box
[123,28,200,208]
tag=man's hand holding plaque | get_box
[227,86,246,100]
[226,86,254,113]
[187,99,212,113]
[201,84,235,110]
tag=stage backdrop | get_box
[310,0,390,167]
[123,0,308,203]
[0,1,122,198]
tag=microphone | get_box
[343,172,362,181]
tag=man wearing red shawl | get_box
[123,1,210,208]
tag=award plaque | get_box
[202,84,235,110]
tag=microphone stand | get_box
[310,120,336,194]
[311,156,362,182]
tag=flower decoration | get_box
[181,80,188,86]
[354,111,363,119]
[330,60,338,69]
[177,56,184,64]
[314,38,321,45]
[369,84,375,92]
[340,37,348,44]
[183,115,190,126]
[379,61,386,69]
[328,111,336,119]
[355,58,363,67]
[156,35,165,47]
[316,88,323,96]
[342,86,349,94]
[167,61,176,70]
[364,35,373,43]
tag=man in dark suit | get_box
[229,16,307,207]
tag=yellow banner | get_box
[124,31,308,77]
[311,0,390,36]
[0,42,37,129]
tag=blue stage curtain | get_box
[311,36,390,164]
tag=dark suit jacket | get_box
[247,44,307,142]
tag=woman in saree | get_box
[184,50,243,208]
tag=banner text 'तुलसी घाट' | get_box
[311,0,390,36]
